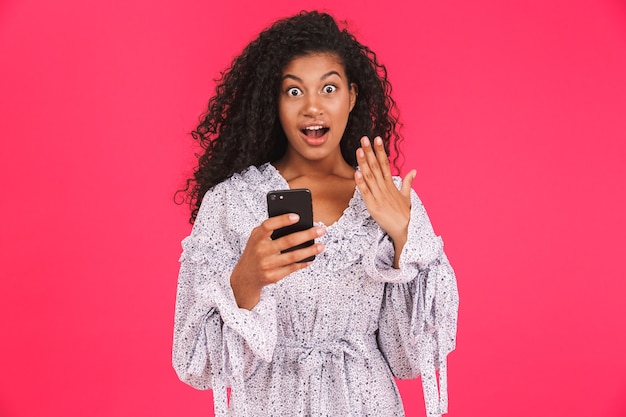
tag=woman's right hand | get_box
[230,213,325,310]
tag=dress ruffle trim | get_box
[229,163,381,272]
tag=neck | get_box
[273,151,354,181]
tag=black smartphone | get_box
[267,188,315,262]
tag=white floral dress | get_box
[173,163,458,417]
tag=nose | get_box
[303,93,323,116]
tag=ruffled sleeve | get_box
[366,189,459,417]
[172,179,278,416]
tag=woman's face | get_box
[278,52,356,165]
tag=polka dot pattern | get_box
[172,164,458,417]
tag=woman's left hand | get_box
[355,136,416,267]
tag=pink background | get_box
[1,0,625,416]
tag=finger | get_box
[356,140,383,196]
[373,136,392,180]
[401,169,416,199]
[280,242,325,265]
[360,136,383,178]
[354,169,371,195]
[261,213,300,236]
[360,137,392,195]
[275,226,325,253]
[262,242,324,281]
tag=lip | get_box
[299,122,329,146]
[301,131,328,146]
[300,121,328,129]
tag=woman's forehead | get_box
[281,52,346,78]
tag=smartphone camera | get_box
[269,194,277,201]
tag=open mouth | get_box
[301,125,329,139]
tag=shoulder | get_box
[197,163,286,224]
[229,163,282,189]
[203,163,280,196]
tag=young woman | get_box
[173,11,458,417]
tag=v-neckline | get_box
[266,163,360,231]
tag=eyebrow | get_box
[281,71,343,83]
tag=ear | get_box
[349,83,358,112]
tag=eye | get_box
[322,84,337,94]
[287,87,302,97]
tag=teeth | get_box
[304,126,325,130]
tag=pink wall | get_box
[1,0,625,416]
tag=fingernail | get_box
[361,137,370,146]
[289,213,299,221]
[375,137,383,146]
[316,227,326,236]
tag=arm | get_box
[172,183,278,390]
[366,190,459,417]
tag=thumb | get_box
[401,169,416,198]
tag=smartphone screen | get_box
[267,188,315,262]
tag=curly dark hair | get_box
[178,10,403,223]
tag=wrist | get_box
[387,223,408,249]
[389,226,408,269]
[230,271,262,310]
